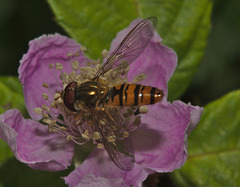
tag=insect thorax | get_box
[74,81,109,108]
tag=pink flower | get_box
[0,18,203,187]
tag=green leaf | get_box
[0,140,13,165]
[160,1,212,101]
[47,0,212,99]
[0,158,72,187]
[47,0,137,59]
[0,77,27,164]
[0,76,27,116]
[171,90,240,187]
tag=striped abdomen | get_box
[107,84,164,106]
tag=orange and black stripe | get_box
[107,84,164,106]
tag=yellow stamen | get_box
[34,107,43,114]
[97,143,104,149]
[42,104,51,112]
[80,46,87,51]
[71,60,79,70]
[42,82,48,88]
[49,64,54,69]
[139,106,148,114]
[56,62,63,70]
[92,132,100,140]
[42,93,48,100]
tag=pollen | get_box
[123,131,129,138]
[67,52,73,57]
[67,135,73,141]
[81,130,90,140]
[43,118,54,125]
[56,63,63,70]
[59,126,67,131]
[99,118,107,125]
[139,106,148,114]
[82,133,90,140]
[97,143,104,149]
[42,104,51,112]
[42,113,49,119]
[107,134,116,143]
[54,93,61,100]
[49,64,54,69]
[57,97,63,104]
[51,101,58,108]
[71,60,79,70]
[101,49,108,58]
[42,93,48,100]
[42,82,48,88]
[92,132,100,140]
[34,107,43,114]
[80,46,87,51]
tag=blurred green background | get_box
[0,0,239,106]
[182,0,240,105]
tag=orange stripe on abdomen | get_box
[107,84,164,106]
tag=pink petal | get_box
[64,148,151,187]
[0,109,74,171]
[65,102,203,186]
[132,101,203,172]
[19,34,89,120]
[67,174,127,187]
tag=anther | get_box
[60,72,69,84]
[74,52,80,57]
[67,53,73,57]
[82,133,90,140]
[71,60,79,70]
[134,106,148,115]
[56,63,63,70]
[139,106,148,114]
[123,131,129,138]
[54,93,61,100]
[43,118,53,125]
[49,64,54,69]
[101,49,108,58]
[69,71,76,80]
[97,143,104,149]
[42,113,49,119]
[82,130,90,140]
[57,97,63,104]
[99,119,106,125]
[92,132,100,140]
[34,107,43,114]
[42,93,48,100]
[80,46,87,51]
[42,82,49,88]
[42,104,51,112]
[51,101,58,109]
[107,135,116,143]
[59,126,67,131]
[67,135,73,141]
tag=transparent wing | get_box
[93,17,157,80]
[88,107,134,171]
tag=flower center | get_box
[34,47,148,149]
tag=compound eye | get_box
[63,81,77,111]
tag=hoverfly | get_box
[62,17,164,171]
